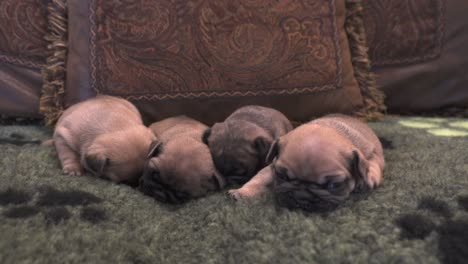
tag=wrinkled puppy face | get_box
[268,126,369,212]
[203,122,273,185]
[83,128,155,184]
[139,139,224,204]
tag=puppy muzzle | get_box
[274,184,339,212]
[138,169,190,204]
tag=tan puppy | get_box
[229,114,384,212]
[53,95,156,183]
[139,116,225,203]
[202,106,293,185]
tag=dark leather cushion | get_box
[363,0,468,112]
[0,0,49,118]
[65,0,383,124]
[0,63,42,117]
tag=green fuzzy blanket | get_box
[0,117,467,264]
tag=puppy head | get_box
[139,138,224,204]
[83,126,156,184]
[268,125,370,212]
[203,121,273,185]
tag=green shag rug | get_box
[0,116,467,264]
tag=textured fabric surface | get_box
[363,0,444,66]
[0,0,49,117]
[362,0,468,113]
[63,0,383,124]
[1,117,467,263]
[0,0,49,67]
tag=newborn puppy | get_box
[202,106,292,185]
[229,114,384,212]
[139,116,225,204]
[53,95,156,183]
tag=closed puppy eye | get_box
[324,181,344,191]
[276,171,289,181]
[274,166,290,181]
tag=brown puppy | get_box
[139,116,225,204]
[202,106,292,185]
[229,114,384,212]
[53,95,156,183]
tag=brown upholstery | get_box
[363,0,468,113]
[63,0,383,125]
[0,0,49,118]
[2,0,466,120]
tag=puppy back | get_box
[311,114,382,158]
[55,96,143,142]
[150,116,207,142]
[226,106,292,138]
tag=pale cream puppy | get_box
[53,95,156,183]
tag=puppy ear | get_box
[202,128,211,145]
[350,150,370,189]
[265,139,280,164]
[84,154,109,177]
[147,140,163,158]
[254,136,273,165]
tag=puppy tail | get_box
[41,139,54,146]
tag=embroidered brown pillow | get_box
[42,0,385,125]
[363,0,468,114]
[0,0,49,118]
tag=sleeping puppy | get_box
[53,95,156,183]
[202,106,292,185]
[229,114,384,212]
[139,116,225,204]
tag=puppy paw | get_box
[365,177,379,189]
[228,188,258,201]
[228,189,242,201]
[62,165,83,176]
[366,166,382,189]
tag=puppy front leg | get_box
[366,157,383,189]
[54,135,83,176]
[228,165,274,200]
